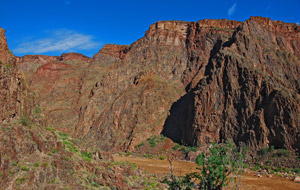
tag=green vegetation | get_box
[147,135,166,147]
[58,132,69,140]
[51,148,58,154]
[63,140,78,153]
[172,143,197,155]
[16,176,26,185]
[259,145,275,156]
[20,166,29,171]
[81,151,93,162]
[144,153,154,158]
[136,142,145,148]
[5,64,11,69]
[172,143,181,151]
[20,115,32,126]
[277,149,289,157]
[163,142,246,190]
[159,155,167,160]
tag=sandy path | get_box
[113,155,300,190]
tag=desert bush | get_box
[159,155,167,160]
[163,142,246,190]
[81,151,93,162]
[278,149,289,157]
[20,115,32,126]
[172,143,181,151]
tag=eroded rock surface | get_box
[9,17,300,155]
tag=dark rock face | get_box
[6,17,300,155]
[0,29,161,189]
[162,17,300,153]
[0,28,22,122]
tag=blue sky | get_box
[0,0,299,57]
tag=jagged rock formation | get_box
[0,28,162,189]
[162,17,300,153]
[0,28,22,122]
[7,17,300,155]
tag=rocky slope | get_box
[162,17,300,153]
[0,27,162,189]
[5,16,300,157]
[0,28,22,122]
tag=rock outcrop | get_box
[0,28,162,189]
[0,28,22,122]
[162,17,300,153]
[8,17,300,155]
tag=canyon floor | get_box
[114,155,300,190]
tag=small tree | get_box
[163,142,246,190]
[193,142,246,190]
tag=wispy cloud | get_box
[297,22,300,25]
[227,3,237,16]
[14,29,100,54]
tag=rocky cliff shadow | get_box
[161,91,197,146]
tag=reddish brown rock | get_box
[96,44,129,59]
[0,27,22,122]
[61,52,90,62]
[4,17,300,157]
[162,17,300,154]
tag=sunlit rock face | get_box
[11,17,300,154]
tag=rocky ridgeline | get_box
[1,16,300,156]
[0,28,22,122]
[0,28,162,189]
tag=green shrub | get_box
[21,166,29,171]
[136,142,145,148]
[81,151,93,162]
[159,155,167,160]
[35,106,41,114]
[5,64,11,69]
[67,145,78,153]
[292,168,300,174]
[179,146,198,155]
[51,148,58,154]
[274,167,283,172]
[278,149,289,157]
[92,181,100,187]
[131,163,138,170]
[172,144,181,151]
[284,168,292,173]
[16,176,26,184]
[194,143,245,189]
[144,154,152,158]
[242,163,250,168]
[163,142,246,190]
[42,162,49,167]
[259,147,269,155]
[58,132,69,140]
[259,145,275,155]
[160,134,166,141]
[251,165,260,171]
[148,136,158,147]
[20,115,32,126]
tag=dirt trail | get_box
[113,155,300,190]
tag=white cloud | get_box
[14,29,100,54]
[227,3,237,16]
[297,22,300,25]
